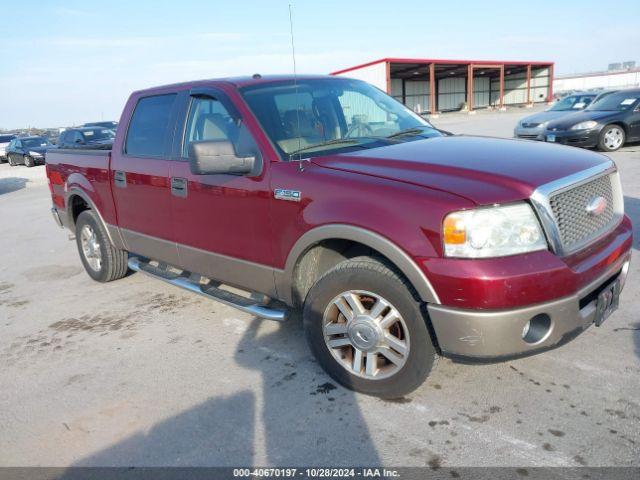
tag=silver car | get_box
[0,134,17,162]
[514,92,610,141]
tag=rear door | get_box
[168,88,277,296]
[110,92,181,265]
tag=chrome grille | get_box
[548,175,615,250]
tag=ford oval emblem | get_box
[586,196,607,216]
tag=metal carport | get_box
[331,58,554,115]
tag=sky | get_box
[0,0,638,129]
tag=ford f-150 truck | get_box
[46,75,632,398]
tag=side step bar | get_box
[127,257,288,322]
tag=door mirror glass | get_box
[188,140,255,175]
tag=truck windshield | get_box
[82,128,115,141]
[240,78,441,159]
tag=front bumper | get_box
[514,126,545,141]
[543,128,600,148]
[428,254,630,360]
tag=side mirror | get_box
[188,140,256,175]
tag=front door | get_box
[110,92,180,265]
[169,90,276,296]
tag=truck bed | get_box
[46,148,115,230]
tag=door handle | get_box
[171,177,188,198]
[113,170,127,188]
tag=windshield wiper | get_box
[288,138,370,157]
[386,125,451,139]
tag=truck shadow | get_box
[56,314,380,469]
[0,177,28,195]
[623,196,640,251]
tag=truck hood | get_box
[312,136,611,205]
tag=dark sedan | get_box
[543,89,640,151]
[6,136,54,167]
[58,127,115,149]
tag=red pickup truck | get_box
[46,75,632,398]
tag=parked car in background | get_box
[0,134,17,162]
[57,127,115,149]
[45,75,631,398]
[514,91,609,140]
[83,121,118,131]
[544,88,640,151]
[6,136,54,167]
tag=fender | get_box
[65,187,127,250]
[278,224,441,305]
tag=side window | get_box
[183,97,239,157]
[125,94,177,157]
[73,131,84,144]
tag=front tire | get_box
[23,155,34,167]
[75,210,129,282]
[598,124,625,152]
[303,256,437,398]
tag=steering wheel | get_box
[345,121,374,138]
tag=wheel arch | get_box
[604,121,629,136]
[280,224,440,307]
[65,188,126,249]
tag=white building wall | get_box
[405,80,430,113]
[554,70,640,92]
[438,77,466,111]
[334,62,388,92]
[473,76,490,107]
[491,67,550,105]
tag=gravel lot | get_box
[1,107,639,468]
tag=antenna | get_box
[288,3,304,169]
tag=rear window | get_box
[0,135,15,142]
[125,94,176,157]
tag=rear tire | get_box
[598,124,625,152]
[8,155,15,166]
[303,256,437,398]
[75,210,129,282]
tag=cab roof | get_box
[131,74,339,96]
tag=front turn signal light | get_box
[443,213,467,245]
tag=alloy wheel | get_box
[80,224,102,271]
[603,127,624,150]
[322,290,410,380]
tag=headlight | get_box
[443,203,547,258]
[29,151,43,157]
[571,120,597,130]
